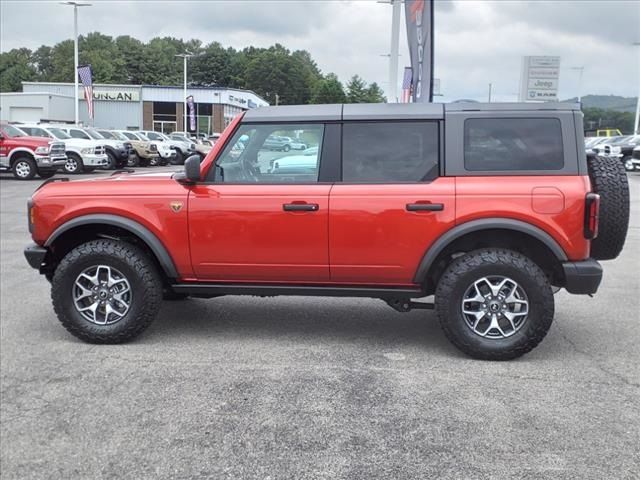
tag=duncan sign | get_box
[78,89,140,102]
[519,56,560,102]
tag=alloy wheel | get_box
[14,161,32,178]
[72,265,132,325]
[461,276,529,339]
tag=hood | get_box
[7,135,51,148]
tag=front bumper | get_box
[82,154,109,167]
[24,243,47,270]
[562,259,602,295]
[35,154,68,169]
[159,150,177,159]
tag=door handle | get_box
[406,203,444,212]
[283,203,319,212]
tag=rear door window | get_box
[464,118,564,171]
[341,122,439,182]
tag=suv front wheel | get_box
[51,239,162,343]
[435,248,554,360]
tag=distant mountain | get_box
[562,94,638,113]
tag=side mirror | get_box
[175,155,201,185]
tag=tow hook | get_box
[386,298,435,313]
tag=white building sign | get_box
[78,89,140,102]
[519,56,560,102]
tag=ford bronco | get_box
[23,103,630,360]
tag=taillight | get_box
[584,193,600,239]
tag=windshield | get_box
[84,129,104,140]
[171,134,190,143]
[48,128,72,139]
[2,124,26,137]
[120,132,137,140]
[137,133,150,141]
[98,130,115,139]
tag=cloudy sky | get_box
[1,0,638,102]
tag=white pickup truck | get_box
[17,124,108,174]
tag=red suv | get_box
[23,103,630,359]
[0,122,67,180]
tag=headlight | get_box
[35,146,49,155]
[81,148,93,154]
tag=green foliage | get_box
[311,73,346,104]
[0,48,36,92]
[583,107,636,134]
[0,34,385,106]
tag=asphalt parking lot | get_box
[1,168,639,479]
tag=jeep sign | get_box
[519,56,560,102]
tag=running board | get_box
[171,283,425,299]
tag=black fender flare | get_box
[413,218,568,283]
[45,214,179,279]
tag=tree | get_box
[345,75,368,103]
[115,36,147,84]
[365,82,386,103]
[190,42,234,86]
[0,48,36,92]
[79,32,127,83]
[311,73,346,104]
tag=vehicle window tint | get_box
[212,124,324,183]
[342,122,439,182]
[464,118,564,171]
[69,129,90,140]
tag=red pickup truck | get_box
[0,122,67,179]
[24,103,629,359]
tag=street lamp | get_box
[60,1,91,125]
[570,66,584,104]
[175,52,194,133]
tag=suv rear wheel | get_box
[51,239,162,343]
[435,248,554,360]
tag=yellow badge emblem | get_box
[170,201,183,213]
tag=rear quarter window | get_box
[464,118,564,171]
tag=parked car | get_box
[95,130,136,167]
[592,135,640,171]
[170,133,211,159]
[113,131,160,167]
[632,146,640,170]
[16,124,107,174]
[23,103,630,360]
[262,135,292,152]
[52,125,127,170]
[138,130,195,165]
[0,122,66,180]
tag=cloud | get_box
[1,0,638,101]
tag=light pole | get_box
[61,2,91,125]
[570,66,584,104]
[175,52,193,133]
[378,0,401,102]
[633,42,640,134]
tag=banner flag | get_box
[405,0,434,103]
[77,64,94,119]
[186,95,196,132]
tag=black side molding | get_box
[171,283,424,299]
[45,214,179,279]
[413,218,568,283]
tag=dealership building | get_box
[0,82,268,134]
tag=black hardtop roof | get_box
[243,102,581,123]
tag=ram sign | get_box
[519,56,560,102]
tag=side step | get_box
[171,283,425,300]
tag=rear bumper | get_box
[562,258,602,295]
[24,242,47,270]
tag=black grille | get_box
[633,149,640,160]
[150,144,158,152]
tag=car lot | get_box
[1,169,639,479]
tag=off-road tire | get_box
[51,239,162,343]
[435,248,554,360]
[587,155,630,260]
[173,150,184,165]
[64,153,84,174]
[12,156,37,180]
[127,154,140,168]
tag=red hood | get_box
[8,134,53,148]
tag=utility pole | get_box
[488,83,492,103]
[389,0,401,103]
[175,52,193,132]
[61,2,91,125]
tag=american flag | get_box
[77,64,94,119]
[401,67,413,103]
